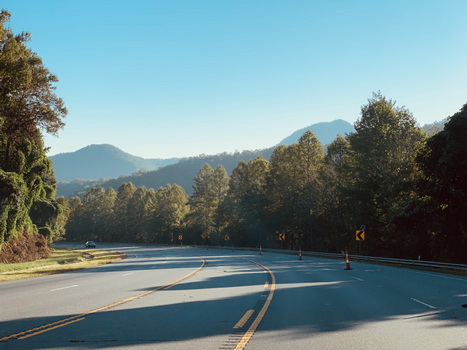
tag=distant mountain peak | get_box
[278,119,354,146]
[50,144,179,182]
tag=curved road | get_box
[0,244,466,349]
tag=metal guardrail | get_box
[210,245,467,274]
[345,254,467,272]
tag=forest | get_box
[1,10,466,264]
[64,95,467,263]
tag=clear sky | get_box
[3,1,467,159]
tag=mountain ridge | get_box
[278,119,355,146]
[52,119,353,196]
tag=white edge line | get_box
[122,272,134,276]
[50,285,78,292]
[353,277,364,282]
[411,297,436,309]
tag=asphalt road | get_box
[0,244,466,350]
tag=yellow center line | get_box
[234,260,276,350]
[18,318,86,340]
[1,257,206,342]
[233,309,255,329]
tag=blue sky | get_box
[3,1,467,158]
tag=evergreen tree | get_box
[322,135,355,252]
[64,196,84,241]
[126,187,151,242]
[79,187,116,241]
[189,164,229,244]
[153,184,190,244]
[266,130,325,249]
[222,157,270,246]
[112,182,137,241]
[347,93,426,256]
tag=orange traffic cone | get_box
[298,248,303,260]
[344,249,352,270]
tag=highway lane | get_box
[246,252,467,350]
[0,245,273,349]
[0,246,206,333]
[0,245,466,349]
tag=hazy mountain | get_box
[98,149,275,197]
[56,149,274,197]
[50,144,179,182]
[55,178,108,198]
[279,119,354,146]
[54,119,355,197]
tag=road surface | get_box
[0,244,465,349]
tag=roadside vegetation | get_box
[0,10,68,263]
[0,249,126,281]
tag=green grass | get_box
[0,249,126,281]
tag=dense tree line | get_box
[65,94,467,263]
[66,183,189,245]
[0,11,68,261]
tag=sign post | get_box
[356,225,365,255]
[276,230,286,249]
[201,232,208,249]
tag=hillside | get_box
[58,149,274,197]
[50,144,178,182]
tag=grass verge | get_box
[0,249,126,282]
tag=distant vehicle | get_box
[85,241,96,249]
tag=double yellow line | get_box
[232,260,276,350]
[1,257,206,342]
